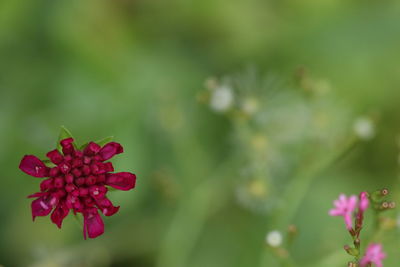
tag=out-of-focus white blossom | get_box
[209,86,234,112]
[353,117,375,140]
[265,230,283,247]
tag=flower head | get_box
[19,137,136,239]
[329,194,358,230]
[360,243,386,267]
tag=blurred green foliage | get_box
[1,0,400,266]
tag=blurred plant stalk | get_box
[260,135,358,267]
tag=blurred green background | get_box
[1,0,400,266]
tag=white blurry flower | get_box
[353,117,375,140]
[209,85,234,112]
[265,230,283,247]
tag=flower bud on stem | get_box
[344,245,359,257]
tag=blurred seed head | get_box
[265,230,283,247]
[235,171,278,214]
[203,69,356,214]
[287,224,298,236]
[379,217,396,230]
[204,77,218,90]
[250,134,268,152]
[241,97,259,115]
[381,188,389,196]
[209,85,234,113]
[353,117,375,140]
[396,214,400,229]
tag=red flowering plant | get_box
[19,127,136,239]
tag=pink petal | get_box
[51,203,70,228]
[106,172,136,191]
[31,197,53,221]
[359,192,369,212]
[344,214,353,230]
[329,209,341,216]
[348,195,358,210]
[99,142,123,161]
[19,155,49,178]
[83,209,104,239]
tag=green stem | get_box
[156,161,233,267]
[260,136,358,267]
[273,136,358,229]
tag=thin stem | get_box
[260,136,358,267]
[156,161,234,267]
[273,136,358,229]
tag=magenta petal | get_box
[103,205,120,216]
[40,178,54,191]
[106,172,136,191]
[28,192,48,198]
[51,203,70,228]
[46,149,63,164]
[84,142,101,156]
[19,155,49,178]
[103,162,114,172]
[60,138,75,155]
[99,142,123,161]
[83,209,104,239]
[96,197,120,216]
[31,197,53,221]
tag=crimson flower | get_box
[19,137,136,239]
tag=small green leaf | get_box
[79,136,114,150]
[73,213,83,227]
[79,142,88,150]
[106,186,117,192]
[95,136,114,147]
[57,126,76,153]
[42,159,56,168]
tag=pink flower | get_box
[19,138,137,239]
[360,243,386,267]
[329,194,358,230]
[359,191,369,212]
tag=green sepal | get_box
[370,189,389,203]
[73,213,83,227]
[57,126,77,153]
[106,186,117,192]
[42,159,56,168]
[79,136,114,150]
[345,247,359,257]
[95,136,114,147]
